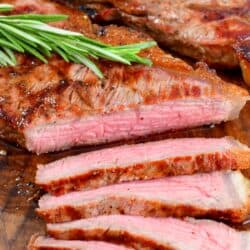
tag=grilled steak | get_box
[37,171,250,223]
[47,215,250,250]
[28,235,131,250]
[68,0,250,85]
[36,137,250,195]
[0,0,249,154]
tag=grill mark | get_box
[18,88,55,128]
[0,83,65,130]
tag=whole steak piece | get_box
[0,0,249,154]
[70,0,250,85]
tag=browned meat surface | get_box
[68,0,250,85]
[0,0,249,154]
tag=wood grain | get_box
[0,79,250,250]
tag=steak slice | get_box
[36,137,250,195]
[37,171,250,223]
[47,215,250,250]
[68,0,250,85]
[28,235,131,250]
[0,0,249,154]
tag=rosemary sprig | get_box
[0,4,156,78]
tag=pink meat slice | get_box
[47,215,250,250]
[28,235,131,250]
[37,171,250,223]
[36,137,250,195]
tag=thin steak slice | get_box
[37,171,250,223]
[36,137,250,195]
[0,0,249,154]
[68,0,250,85]
[28,235,132,250]
[47,215,250,250]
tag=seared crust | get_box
[0,0,248,148]
[37,199,249,224]
[37,150,250,195]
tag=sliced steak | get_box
[37,171,250,223]
[68,0,250,84]
[0,0,249,154]
[28,235,131,250]
[47,215,250,250]
[36,137,250,195]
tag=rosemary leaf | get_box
[0,3,157,78]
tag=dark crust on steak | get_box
[37,149,250,195]
[47,227,175,250]
[37,199,249,224]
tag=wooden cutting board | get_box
[1,74,250,250]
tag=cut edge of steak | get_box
[23,95,250,154]
[36,137,250,195]
[47,215,250,250]
[28,235,132,250]
[37,171,250,223]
